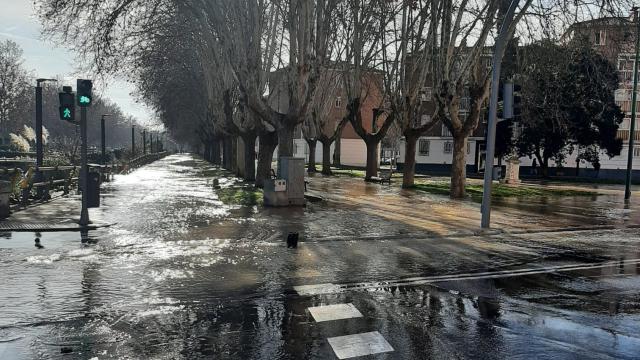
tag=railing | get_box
[616,130,640,142]
[1,152,169,207]
[119,152,169,174]
[0,165,80,206]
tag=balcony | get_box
[616,129,640,142]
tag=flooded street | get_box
[1,154,639,359]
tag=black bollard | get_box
[287,232,299,248]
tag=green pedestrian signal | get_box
[77,79,93,107]
[59,88,76,121]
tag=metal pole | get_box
[625,7,640,200]
[481,0,520,229]
[80,107,89,227]
[131,125,136,155]
[150,133,153,154]
[35,84,43,168]
[101,115,106,165]
[143,130,147,155]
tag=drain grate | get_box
[0,222,99,232]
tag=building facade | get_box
[399,13,640,180]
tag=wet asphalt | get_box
[0,154,638,359]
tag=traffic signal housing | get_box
[77,79,93,107]
[59,86,76,122]
[512,82,522,120]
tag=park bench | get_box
[370,169,392,185]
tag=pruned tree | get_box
[381,0,440,188]
[333,0,398,180]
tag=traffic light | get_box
[59,86,76,121]
[502,82,514,119]
[512,82,522,119]
[77,79,93,107]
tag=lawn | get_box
[412,181,598,199]
[216,186,263,206]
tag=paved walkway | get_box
[306,174,640,236]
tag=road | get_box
[0,154,639,359]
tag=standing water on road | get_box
[1,154,639,359]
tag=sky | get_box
[0,1,156,128]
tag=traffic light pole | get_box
[35,84,43,168]
[481,0,519,229]
[625,7,640,201]
[101,115,106,165]
[80,106,89,227]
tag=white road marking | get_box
[307,303,363,322]
[295,258,640,295]
[328,331,394,359]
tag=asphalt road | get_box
[0,154,638,359]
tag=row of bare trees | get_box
[37,0,635,197]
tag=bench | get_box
[370,170,392,185]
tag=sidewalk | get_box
[306,174,640,236]
[0,194,106,231]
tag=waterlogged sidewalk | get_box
[305,174,640,236]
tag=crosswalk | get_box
[303,300,394,358]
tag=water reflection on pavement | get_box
[0,154,638,359]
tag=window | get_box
[595,30,606,45]
[418,139,430,156]
[441,124,452,137]
[620,118,630,130]
[335,96,342,108]
[420,87,432,102]
[634,147,640,157]
[444,141,453,154]
[618,55,637,85]
[614,88,640,113]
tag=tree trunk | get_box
[243,134,256,182]
[541,157,549,178]
[277,124,295,158]
[320,140,332,175]
[212,140,221,165]
[306,139,317,173]
[231,137,239,176]
[256,131,278,188]
[222,138,230,170]
[333,130,342,166]
[204,143,211,162]
[402,134,418,188]
[450,134,468,199]
[364,140,379,180]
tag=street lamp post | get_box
[131,125,136,155]
[34,78,57,191]
[101,114,111,165]
[142,130,147,155]
[481,0,520,229]
[625,7,640,201]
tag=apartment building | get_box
[400,13,640,179]
[268,66,386,167]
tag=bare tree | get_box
[333,1,399,180]
[380,0,439,188]
[0,40,31,134]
